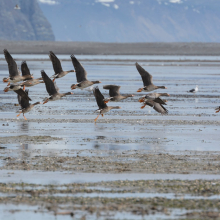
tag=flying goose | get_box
[70,55,101,90]
[49,51,75,81]
[4,84,31,101]
[188,85,198,93]
[93,86,121,122]
[135,62,167,92]
[103,85,134,103]
[139,93,170,103]
[3,49,33,85]
[41,70,73,104]
[16,90,41,120]
[141,100,168,115]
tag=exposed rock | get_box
[0,0,54,41]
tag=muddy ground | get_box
[0,54,220,219]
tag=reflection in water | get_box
[20,144,28,150]
[19,122,29,133]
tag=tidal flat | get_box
[0,54,220,219]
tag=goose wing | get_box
[49,51,63,74]
[145,100,168,115]
[21,61,32,80]
[15,88,31,102]
[103,85,121,97]
[135,62,153,86]
[70,55,88,82]
[41,70,58,96]
[153,97,167,105]
[93,86,107,109]
[19,90,31,109]
[3,49,20,77]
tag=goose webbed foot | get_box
[23,114,27,120]
[94,115,100,123]
[43,98,49,104]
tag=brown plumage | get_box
[139,93,170,103]
[70,55,101,90]
[49,51,75,81]
[4,84,31,101]
[135,62,167,92]
[16,90,41,120]
[93,86,121,122]
[103,85,134,103]
[3,50,32,85]
[141,100,168,115]
[41,70,73,104]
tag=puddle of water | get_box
[0,203,186,220]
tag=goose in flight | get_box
[4,84,31,101]
[16,90,41,120]
[103,85,134,103]
[93,86,121,123]
[41,70,73,104]
[135,62,167,92]
[20,61,43,89]
[139,92,170,103]
[70,55,101,90]
[141,99,168,115]
[3,49,33,85]
[49,51,75,81]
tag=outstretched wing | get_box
[93,86,107,109]
[135,62,153,87]
[3,49,20,77]
[41,70,58,96]
[145,100,168,115]
[154,97,167,105]
[15,89,31,104]
[103,85,121,97]
[21,61,32,80]
[70,55,88,82]
[49,51,63,74]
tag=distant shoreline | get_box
[1,41,220,55]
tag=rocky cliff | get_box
[0,0,55,41]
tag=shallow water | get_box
[0,55,220,152]
[1,54,220,219]
[1,170,220,184]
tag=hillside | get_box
[39,0,220,42]
[0,0,54,41]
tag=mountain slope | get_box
[38,0,220,42]
[0,0,54,41]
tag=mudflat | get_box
[1,40,220,55]
[0,53,220,219]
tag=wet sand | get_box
[0,54,220,219]
[1,41,220,55]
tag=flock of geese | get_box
[2,49,208,122]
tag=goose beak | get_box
[43,99,49,104]
[3,78,9,82]
[7,82,10,86]
[137,88,143,92]
[104,101,109,104]
[4,87,9,92]
[71,85,76,90]
[138,97,145,103]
